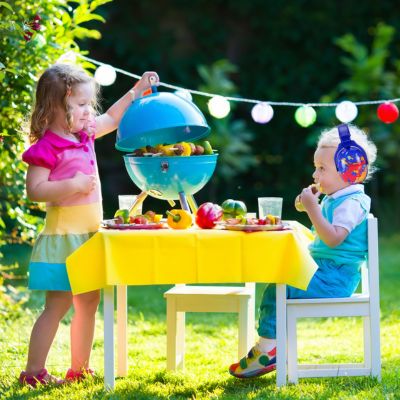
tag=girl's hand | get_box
[133,71,159,94]
[299,185,320,212]
[83,114,96,137]
[73,171,96,194]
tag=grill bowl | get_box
[123,154,218,200]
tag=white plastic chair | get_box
[163,283,255,370]
[284,214,381,383]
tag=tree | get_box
[317,23,400,231]
[0,0,110,313]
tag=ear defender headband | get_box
[334,124,368,184]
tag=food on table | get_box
[166,209,193,229]
[114,208,130,224]
[130,140,215,157]
[224,217,246,225]
[153,214,163,223]
[221,199,247,220]
[195,202,223,229]
[144,210,156,221]
[130,215,149,224]
[264,214,281,225]
[224,214,281,226]
[113,208,163,225]
[142,210,163,223]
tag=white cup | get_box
[258,197,283,219]
[118,195,142,215]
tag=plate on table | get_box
[218,222,290,232]
[101,219,166,230]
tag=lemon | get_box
[153,214,163,223]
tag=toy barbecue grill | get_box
[116,86,218,213]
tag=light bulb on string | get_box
[335,101,358,123]
[294,106,316,127]
[56,51,77,64]
[174,89,192,102]
[208,95,230,119]
[251,102,274,124]
[94,64,117,86]
[377,102,399,124]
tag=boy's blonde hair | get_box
[29,63,99,143]
[317,124,377,181]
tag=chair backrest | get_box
[360,215,379,294]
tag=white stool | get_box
[284,214,381,383]
[164,283,256,370]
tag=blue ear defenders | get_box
[334,124,368,184]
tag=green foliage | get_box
[319,23,400,230]
[0,0,108,313]
[86,1,400,225]
[195,60,257,200]
[0,264,28,320]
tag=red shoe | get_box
[65,367,95,382]
[19,368,65,387]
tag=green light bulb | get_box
[295,106,316,127]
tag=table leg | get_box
[117,285,128,376]
[104,285,115,390]
[276,283,287,387]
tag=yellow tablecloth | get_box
[66,221,318,295]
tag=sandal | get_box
[65,367,95,382]
[19,368,65,387]
[229,345,276,378]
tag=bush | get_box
[0,0,111,310]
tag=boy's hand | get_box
[299,184,320,212]
[294,194,306,212]
[133,71,159,95]
[73,171,96,194]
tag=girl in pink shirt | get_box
[19,63,159,386]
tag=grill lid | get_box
[116,87,210,152]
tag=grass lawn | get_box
[0,235,399,399]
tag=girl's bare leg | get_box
[25,291,72,374]
[70,290,100,370]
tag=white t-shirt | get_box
[327,185,370,233]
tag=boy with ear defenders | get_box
[229,124,378,379]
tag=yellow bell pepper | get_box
[162,145,176,156]
[166,209,193,229]
[177,142,192,156]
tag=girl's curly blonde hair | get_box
[28,63,99,143]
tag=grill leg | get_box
[178,192,190,212]
[187,195,198,214]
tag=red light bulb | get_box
[377,102,399,124]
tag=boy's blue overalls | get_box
[258,189,370,338]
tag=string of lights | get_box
[56,51,400,127]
